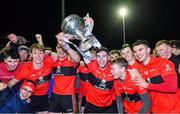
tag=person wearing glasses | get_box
[0,80,36,113]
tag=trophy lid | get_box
[61,14,85,35]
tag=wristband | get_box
[63,43,70,51]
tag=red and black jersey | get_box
[52,57,77,95]
[141,56,179,113]
[114,71,148,113]
[86,60,115,107]
[77,65,89,97]
[15,56,53,96]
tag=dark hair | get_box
[132,39,149,48]
[169,40,180,49]
[4,50,20,59]
[90,47,98,52]
[96,47,109,54]
[111,57,128,69]
[121,43,132,52]
[109,49,120,56]
[122,43,131,49]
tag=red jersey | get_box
[52,57,76,95]
[15,56,53,96]
[114,71,148,113]
[86,60,115,107]
[77,65,89,97]
[0,62,22,83]
[141,57,179,113]
[173,89,180,112]
[128,60,143,70]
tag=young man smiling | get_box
[0,50,21,83]
[0,80,36,113]
[132,39,180,113]
[82,47,116,113]
[8,43,54,113]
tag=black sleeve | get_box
[0,87,12,107]
[116,96,124,114]
[139,92,152,113]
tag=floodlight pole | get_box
[61,0,65,20]
[122,15,126,44]
[119,8,127,45]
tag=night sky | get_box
[0,0,179,50]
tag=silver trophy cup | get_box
[61,14,101,52]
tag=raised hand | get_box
[35,34,42,42]
[56,32,70,51]
[0,82,7,91]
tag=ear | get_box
[147,47,151,54]
[121,67,126,73]
[108,54,110,61]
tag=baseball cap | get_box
[18,45,29,52]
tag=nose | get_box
[36,53,42,58]
[11,62,17,67]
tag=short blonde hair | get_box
[29,43,45,53]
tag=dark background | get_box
[0,0,179,50]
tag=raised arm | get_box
[8,78,19,88]
[56,32,80,64]
[0,41,11,54]
[35,34,44,46]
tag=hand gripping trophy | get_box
[61,13,101,52]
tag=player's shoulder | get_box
[155,57,175,69]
